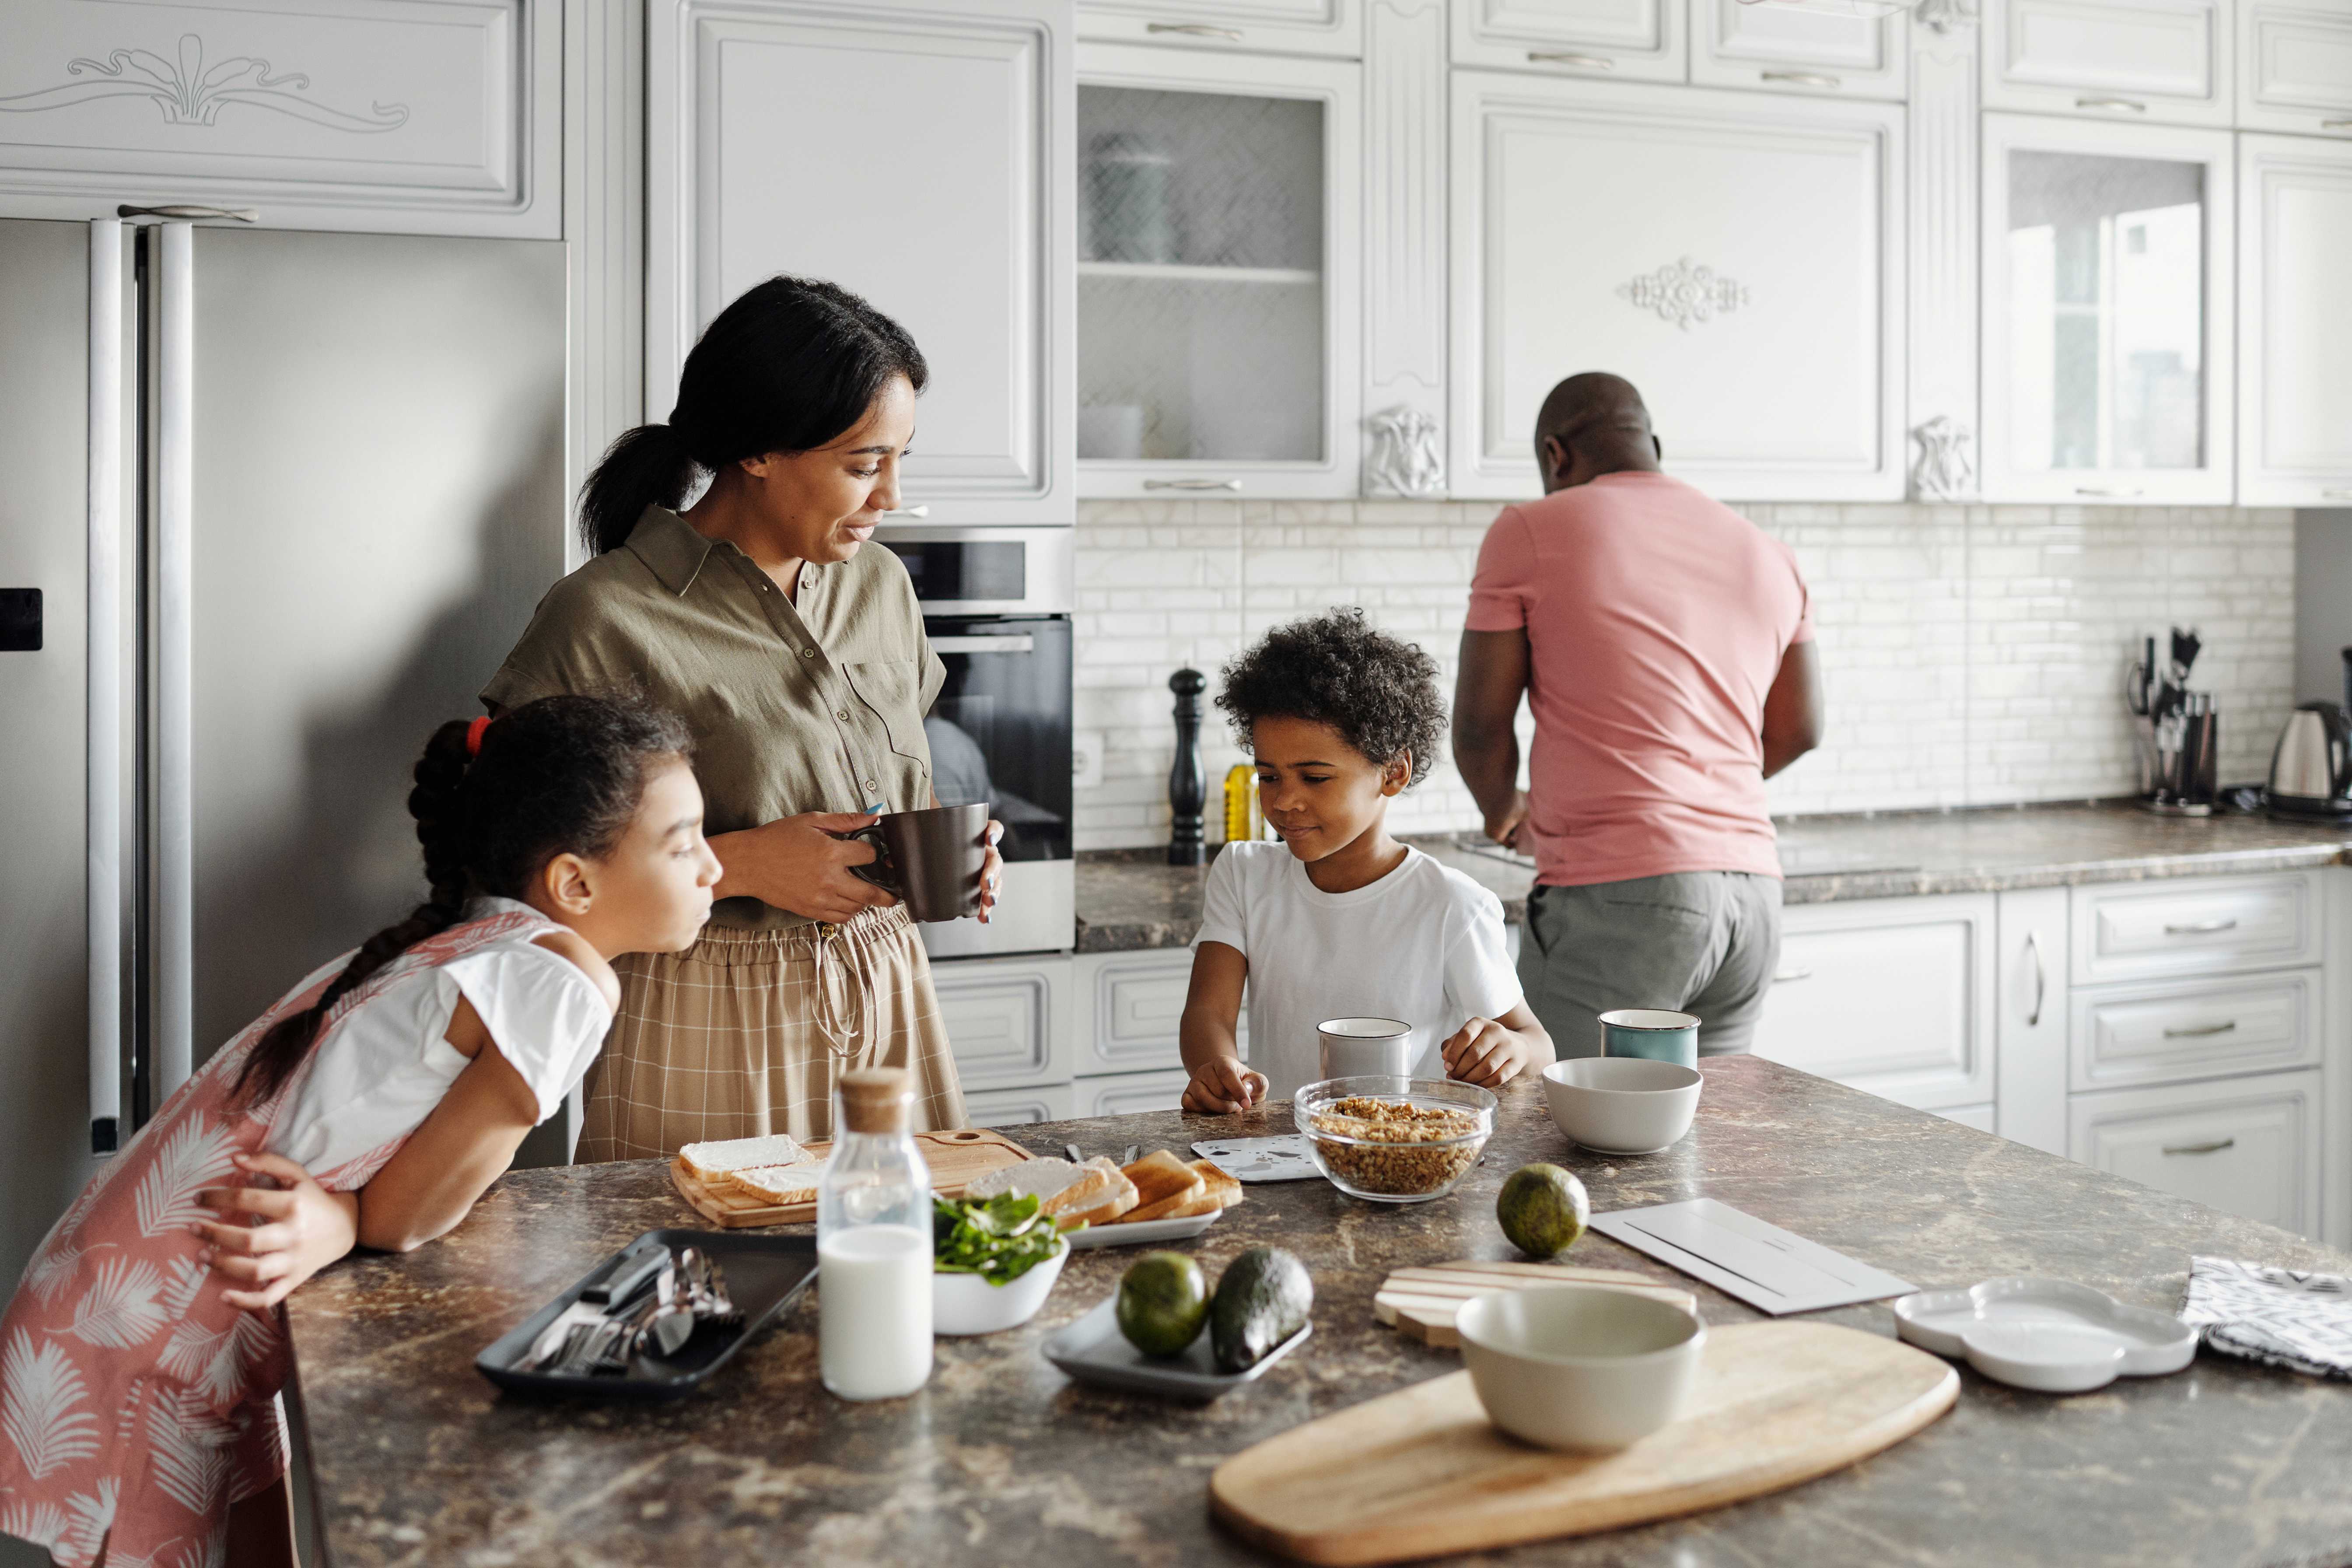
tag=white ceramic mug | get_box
[1318,1017,1414,1079]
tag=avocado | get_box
[1496,1163,1589,1259]
[1116,1251,1210,1357]
[1209,1246,1314,1373]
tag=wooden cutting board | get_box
[667,1128,1033,1228]
[1211,1320,1957,1566]
[1375,1260,1698,1347]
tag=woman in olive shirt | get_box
[485,277,996,1157]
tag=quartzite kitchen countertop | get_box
[1074,802,2352,951]
[287,1056,2352,1568]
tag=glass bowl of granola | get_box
[1297,1077,1497,1204]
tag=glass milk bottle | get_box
[816,1068,934,1400]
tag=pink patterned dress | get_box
[0,908,562,1568]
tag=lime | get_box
[1116,1251,1209,1357]
[1497,1164,1589,1259]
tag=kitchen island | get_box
[286,1057,2352,1566]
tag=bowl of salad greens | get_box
[932,1191,1071,1336]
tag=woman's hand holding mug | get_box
[709,811,900,924]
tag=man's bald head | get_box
[1532,372,1662,493]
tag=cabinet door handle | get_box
[2075,486,2145,498]
[2077,96,2148,113]
[1761,71,1842,88]
[1146,21,1242,39]
[1144,478,1242,491]
[930,634,1035,654]
[2025,931,2046,1027]
[1772,967,1813,984]
[2162,1019,2237,1038]
[2162,1137,2236,1155]
[2323,488,2352,499]
[1528,51,1615,69]
[882,505,928,518]
[2163,917,2238,936]
[2322,119,2352,130]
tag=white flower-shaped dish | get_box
[1890,1277,2197,1393]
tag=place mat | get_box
[1589,1199,1913,1316]
[2181,1255,2352,1378]
[1374,1259,1696,1347]
[1191,1134,1321,1183]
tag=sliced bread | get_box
[727,1163,826,1204]
[679,1133,810,1184]
[964,1155,1088,1204]
[1055,1157,1140,1230]
[1145,1159,1245,1221]
[1120,1150,1207,1223]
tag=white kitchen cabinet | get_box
[1080,0,1361,57]
[1938,1103,1999,1132]
[1690,0,1908,101]
[1074,946,1244,1073]
[1750,893,1997,1112]
[1984,0,2233,126]
[0,0,559,236]
[2069,1068,2322,1237]
[2068,871,2322,984]
[931,954,1077,1091]
[1449,74,1904,500]
[1078,1066,1197,1116]
[1996,887,2071,1156]
[964,1083,1080,1126]
[1075,44,1361,497]
[1451,0,1687,84]
[2237,135,2352,506]
[1978,113,2235,504]
[2237,0,2352,135]
[2070,968,2323,1091]
[648,0,1074,523]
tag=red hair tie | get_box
[466,714,492,759]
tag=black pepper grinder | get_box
[1168,668,1207,866]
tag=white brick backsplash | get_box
[1070,499,2296,850]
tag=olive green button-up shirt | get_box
[482,505,944,931]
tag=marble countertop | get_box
[286,1057,2352,1567]
[1074,803,2352,951]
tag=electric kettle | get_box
[2267,647,2352,819]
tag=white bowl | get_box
[1541,1057,1703,1155]
[1457,1284,1706,1450]
[931,1237,1068,1336]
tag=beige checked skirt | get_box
[577,903,967,1162]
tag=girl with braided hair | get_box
[0,695,718,1568]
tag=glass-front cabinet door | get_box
[1075,45,1360,498]
[1980,115,2234,503]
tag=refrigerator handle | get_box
[155,221,194,1102]
[87,219,122,1153]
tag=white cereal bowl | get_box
[1541,1057,1704,1155]
[931,1236,1068,1336]
[1457,1284,1707,1451]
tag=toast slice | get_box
[965,1155,1088,1205]
[1120,1150,1207,1223]
[1138,1159,1244,1222]
[1055,1157,1140,1230]
[726,1163,826,1204]
[679,1133,810,1185]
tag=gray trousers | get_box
[1519,872,1784,1060]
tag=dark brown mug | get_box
[841,802,991,922]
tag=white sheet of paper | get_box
[1589,1199,1914,1316]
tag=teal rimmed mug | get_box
[1598,1008,1700,1069]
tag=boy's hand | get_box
[1182,1057,1269,1114]
[192,1152,359,1312]
[1442,1018,1542,1089]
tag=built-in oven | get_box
[879,526,1074,959]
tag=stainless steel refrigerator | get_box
[0,215,567,1294]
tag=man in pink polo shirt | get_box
[1451,373,1823,1058]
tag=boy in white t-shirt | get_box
[1179,609,1555,1111]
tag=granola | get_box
[1306,1096,1487,1197]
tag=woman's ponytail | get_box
[578,422,694,558]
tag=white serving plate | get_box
[1890,1277,2196,1393]
[1063,1210,1222,1250]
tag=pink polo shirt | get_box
[1465,471,1812,888]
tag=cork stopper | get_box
[838,1068,914,1134]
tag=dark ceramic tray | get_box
[475,1227,816,1400]
[1041,1296,1311,1401]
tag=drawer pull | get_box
[1143,478,1242,491]
[2324,488,2352,499]
[1761,71,1842,88]
[2026,930,2046,1027]
[2075,486,2145,498]
[2163,918,2238,936]
[2322,119,2352,131]
[2077,96,2148,113]
[1147,21,1242,39]
[2162,1020,2237,1038]
[1529,51,1615,69]
[2162,1137,2236,1156]
[1772,967,1813,984]
[930,634,1036,654]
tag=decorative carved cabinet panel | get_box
[0,0,558,235]
[1448,74,1904,499]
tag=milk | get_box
[818,1223,932,1400]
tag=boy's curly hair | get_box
[1217,608,1446,788]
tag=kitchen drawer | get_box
[1074,949,1245,1074]
[2069,969,2322,1092]
[1076,1068,1196,1119]
[2068,1069,2321,1238]
[1750,894,1996,1111]
[962,1084,1078,1128]
[1690,0,1909,100]
[931,955,1074,1090]
[2238,0,2352,136]
[2069,872,2323,986]
[1937,1102,1998,1134]
[1984,0,2232,125]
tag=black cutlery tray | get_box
[474,1227,817,1400]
